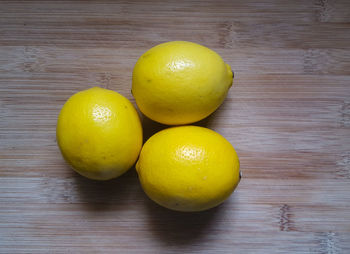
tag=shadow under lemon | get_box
[194,97,231,129]
[72,166,143,212]
[143,195,229,245]
[140,113,168,143]
[140,95,231,143]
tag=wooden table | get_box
[1,1,350,253]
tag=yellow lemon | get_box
[56,87,143,180]
[136,126,240,212]
[132,41,233,125]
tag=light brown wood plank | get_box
[0,201,350,252]
[1,46,350,77]
[0,1,349,49]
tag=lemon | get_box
[132,41,233,125]
[56,87,143,180]
[136,126,240,212]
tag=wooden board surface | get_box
[1,0,350,253]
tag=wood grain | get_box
[0,0,350,253]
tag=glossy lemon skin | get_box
[132,41,233,125]
[136,126,240,212]
[56,87,143,180]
